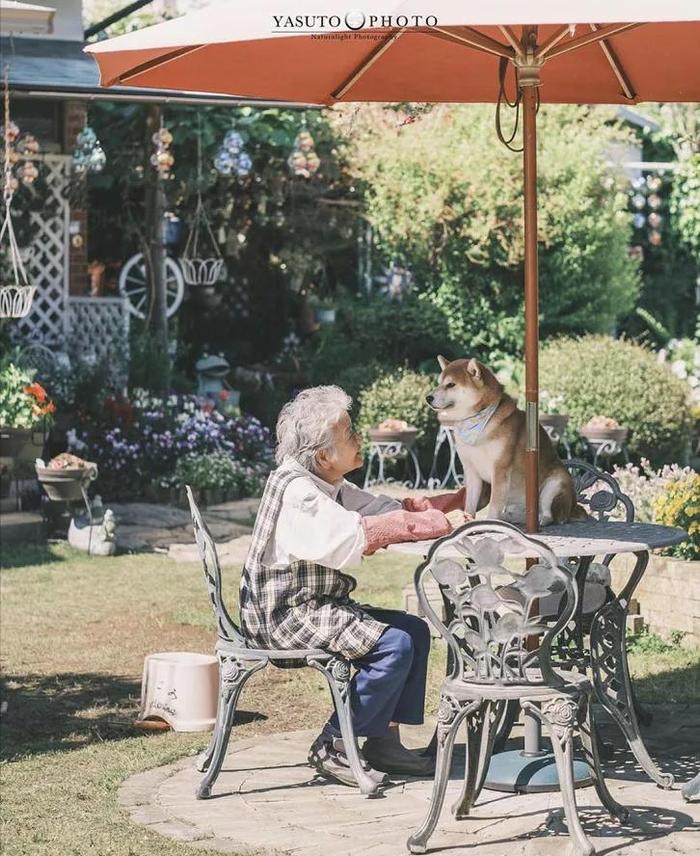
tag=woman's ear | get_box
[315,447,331,471]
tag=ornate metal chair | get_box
[185,486,381,798]
[552,459,635,660]
[407,520,628,856]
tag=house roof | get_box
[2,36,315,107]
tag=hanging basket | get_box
[0,284,36,318]
[1,69,36,319]
[180,194,224,288]
[180,256,224,287]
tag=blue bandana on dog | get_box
[454,401,499,446]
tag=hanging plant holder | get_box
[1,66,35,319]
[180,195,224,286]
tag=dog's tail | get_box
[570,503,589,522]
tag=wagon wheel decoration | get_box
[118,252,185,319]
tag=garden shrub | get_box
[540,335,691,465]
[306,293,453,385]
[654,474,700,561]
[612,459,695,523]
[356,367,437,461]
[172,451,268,496]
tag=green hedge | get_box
[356,367,437,459]
[540,336,691,466]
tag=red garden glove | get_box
[362,509,452,556]
[402,487,466,515]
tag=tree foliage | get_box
[332,103,641,345]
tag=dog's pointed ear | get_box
[437,354,449,371]
[466,359,483,381]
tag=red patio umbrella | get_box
[85,1,700,532]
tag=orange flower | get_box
[23,382,48,403]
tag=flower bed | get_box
[68,389,273,502]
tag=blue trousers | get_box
[326,609,431,739]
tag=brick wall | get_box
[62,101,89,296]
[611,554,700,644]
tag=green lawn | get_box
[1,544,697,856]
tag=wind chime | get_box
[180,122,224,288]
[287,115,321,178]
[0,66,36,319]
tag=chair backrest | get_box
[564,459,634,522]
[185,485,247,646]
[415,520,576,687]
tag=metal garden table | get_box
[389,519,687,791]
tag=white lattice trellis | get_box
[67,296,130,384]
[14,154,70,346]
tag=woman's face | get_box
[316,412,363,482]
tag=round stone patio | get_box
[119,709,700,856]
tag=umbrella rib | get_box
[498,26,525,58]
[542,22,641,61]
[115,44,207,85]
[589,24,636,100]
[427,26,514,59]
[535,25,572,59]
[331,28,406,99]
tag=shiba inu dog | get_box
[426,356,586,526]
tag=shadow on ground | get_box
[0,671,265,761]
[0,543,68,570]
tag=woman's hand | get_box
[402,486,466,515]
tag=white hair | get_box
[275,385,352,473]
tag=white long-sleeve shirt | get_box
[262,457,401,571]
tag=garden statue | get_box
[68,502,117,557]
[195,354,230,398]
[196,354,240,415]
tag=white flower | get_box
[671,359,688,379]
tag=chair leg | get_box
[196,656,265,799]
[579,695,629,823]
[197,667,224,772]
[452,700,496,819]
[525,697,595,856]
[309,657,380,797]
[407,696,480,854]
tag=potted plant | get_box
[580,415,629,445]
[36,452,97,502]
[538,391,569,438]
[368,418,419,447]
[0,361,54,463]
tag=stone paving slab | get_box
[120,709,700,856]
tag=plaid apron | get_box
[239,466,388,660]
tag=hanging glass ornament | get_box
[214,125,252,178]
[0,67,36,318]
[648,229,662,246]
[631,175,646,190]
[234,150,252,177]
[20,161,38,185]
[72,124,106,175]
[632,213,646,229]
[647,212,662,229]
[288,123,321,178]
[646,174,662,192]
[213,147,234,175]
[224,129,243,153]
[647,193,662,210]
[151,123,174,179]
[631,193,646,210]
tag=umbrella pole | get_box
[522,85,539,535]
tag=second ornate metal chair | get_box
[407,520,628,856]
[185,486,381,798]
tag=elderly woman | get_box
[239,385,466,786]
